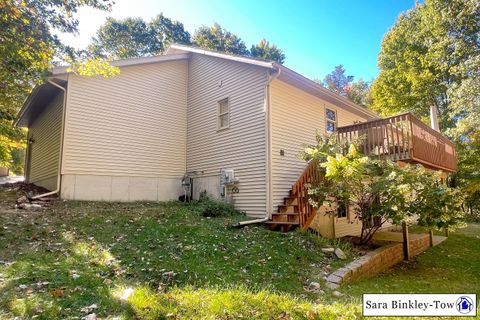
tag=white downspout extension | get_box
[430,105,440,132]
[32,79,67,199]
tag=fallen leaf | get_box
[51,287,64,298]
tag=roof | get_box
[51,53,189,75]
[17,44,379,128]
[15,79,67,128]
[166,44,379,119]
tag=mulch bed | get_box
[0,181,50,196]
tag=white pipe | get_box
[264,67,281,219]
[430,105,440,132]
[232,218,269,228]
[32,79,67,199]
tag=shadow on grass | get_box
[0,199,355,319]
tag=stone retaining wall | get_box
[326,234,431,289]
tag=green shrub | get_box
[197,193,239,217]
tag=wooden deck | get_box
[336,113,457,172]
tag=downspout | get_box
[265,65,281,219]
[31,79,67,199]
[233,65,281,228]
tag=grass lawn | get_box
[342,225,480,296]
[0,186,478,319]
[0,187,355,319]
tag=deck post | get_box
[402,221,410,261]
[429,229,434,247]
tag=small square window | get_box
[218,98,229,130]
[326,108,337,134]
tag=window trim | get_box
[325,107,337,134]
[217,97,230,131]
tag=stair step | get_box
[265,221,299,226]
[272,212,299,216]
[284,196,298,205]
[278,205,298,213]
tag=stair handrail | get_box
[292,160,323,230]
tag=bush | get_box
[302,135,465,244]
[197,193,239,217]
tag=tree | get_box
[0,0,114,169]
[346,79,371,107]
[370,0,480,216]
[88,14,191,59]
[192,23,248,55]
[149,13,191,49]
[322,65,354,96]
[250,39,285,64]
[371,0,479,129]
[89,17,160,59]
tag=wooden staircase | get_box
[265,161,323,232]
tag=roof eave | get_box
[166,44,276,70]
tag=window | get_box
[326,108,337,133]
[218,98,229,130]
[337,201,348,219]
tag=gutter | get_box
[31,79,67,200]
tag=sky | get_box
[59,0,416,81]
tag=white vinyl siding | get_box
[62,59,188,178]
[269,80,369,213]
[187,54,268,217]
[28,93,63,190]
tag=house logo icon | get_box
[456,296,474,314]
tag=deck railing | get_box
[336,113,457,172]
[292,160,322,230]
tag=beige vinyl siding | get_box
[334,207,363,237]
[269,80,369,214]
[187,54,268,217]
[28,93,63,190]
[62,59,188,178]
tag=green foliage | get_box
[150,13,191,49]
[9,148,25,175]
[67,58,120,77]
[370,0,480,224]
[322,65,354,96]
[0,0,114,173]
[192,23,248,55]
[250,39,285,64]
[88,14,191,59]
[345,79,372,107]
[302,137,465,244]
[197,193,239,217]
[88,17,161,59]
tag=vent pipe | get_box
[430,105,440,132]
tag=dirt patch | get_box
[0,182,51,196]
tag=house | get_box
[15,44,456,238]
